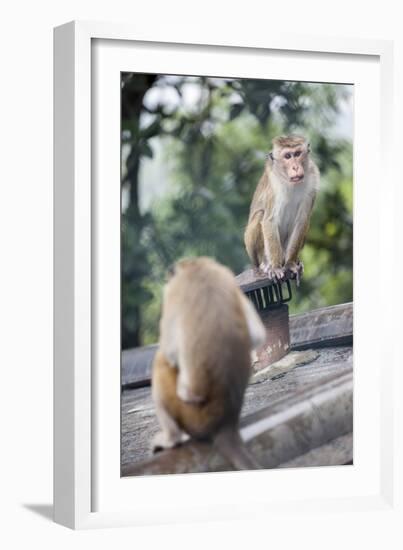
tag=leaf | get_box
[229,103,244,120]
[140,118,162,139]
[141,141,154,158]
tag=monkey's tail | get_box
[213,428,261,471]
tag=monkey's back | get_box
[248,170,272,222]
[155,258,253,439]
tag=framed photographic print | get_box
[54,21,395,529]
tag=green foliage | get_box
[121,75,353,348]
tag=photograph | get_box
[120,72,353,476]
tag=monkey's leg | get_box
[284,212,310,286]
[151,351,189,452]
[261,217,285,282]
[151,403,189,453]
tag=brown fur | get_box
[272,134,307,149]
[151,257,265,468]
[153,350,242,439]
[244,135,319,280]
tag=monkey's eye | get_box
[294,151,301,158]
[284,153,292,159]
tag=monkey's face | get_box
[276,145,309,186]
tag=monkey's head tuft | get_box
[172,256,217,273]
[272,134,307,150]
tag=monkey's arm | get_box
[244,210,264,268]
[239,293,265,349]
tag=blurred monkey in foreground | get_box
[151,257,265,470]
[244,135,320,285]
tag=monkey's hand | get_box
[284,261,304,286]
[177,370,207,404]
[260,263,286,283]
[177,382,206,405]
[152,430,189,454]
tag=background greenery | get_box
[121,74,353,349]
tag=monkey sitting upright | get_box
[244,135,320,285]
[151,257,265,470]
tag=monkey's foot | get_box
[261,263,286,283]
[152,431,189,454]
[285,261,304,286]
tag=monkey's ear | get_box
[166,263,176,279]
[266,151,274,164]
[307,143,311,153]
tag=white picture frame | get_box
[54,20,396,529]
